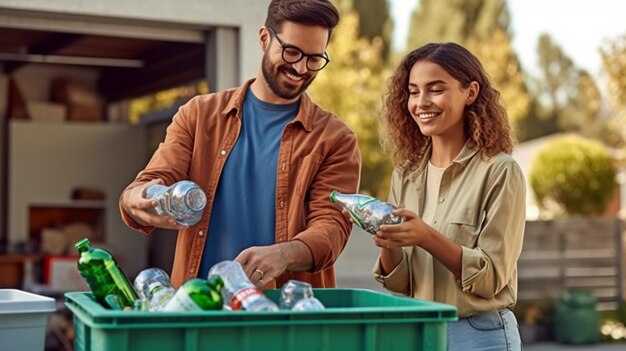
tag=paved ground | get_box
[334,229,626,351]
[335,226,384,292]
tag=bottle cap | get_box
[74,238,91,250]
[329,191,338,203]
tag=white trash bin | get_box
[0,289,56,351]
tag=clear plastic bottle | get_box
[329,191,404,235]
[145,180,207,226]
[279,279,314,310]
[291,296,325,311]
[162,277,224,311]
[208,260,279,312]
[74,238,138,309]
[133,268,176,311]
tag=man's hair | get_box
[265,0,340,38]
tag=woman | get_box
[372,42,525,350]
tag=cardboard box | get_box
[0,289,56,351]
[43,255,89,291]
[67,103,103,121]
[26,101,66,123]
[51,79,104,121]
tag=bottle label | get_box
[162,288,202,311]
[355,197,376,208]
[347,210,366,229]
[231,287,263,311]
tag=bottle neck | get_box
[75,240,92,253]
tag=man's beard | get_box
[261,53,315,100]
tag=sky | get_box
[389,0,626,81]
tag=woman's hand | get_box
[374,208,430,248]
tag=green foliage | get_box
[407,0,511,47]
[513,296,556,327]
[352,0,393,59]
[529,136,617,216]
[128,82,208,124]
[466,28,531,128]
[599,303,626,342]
[602,35,626,108]
[530,34,606,141]
[601,35,626,147]
[406,0,530,131]
[308,11,393,197]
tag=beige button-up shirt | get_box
[373,142,526,317]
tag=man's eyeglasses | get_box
[266,27,330,71]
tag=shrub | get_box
[529,136,617,216]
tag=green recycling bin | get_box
[555,288,600,344]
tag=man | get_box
[119,0,361,289]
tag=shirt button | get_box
[189,268,195,273]
[280,201,285,208]
[220,150,226,156]
[439,197,445,203]
[198,230,204,236]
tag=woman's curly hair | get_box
[380,42,513,176]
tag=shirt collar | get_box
[409,139,480,181]
[221,78,315,132]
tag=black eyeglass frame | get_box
[266,26,330,71]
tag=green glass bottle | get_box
[75,238,138,309]
[162,277,224,311]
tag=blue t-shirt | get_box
[198,88,299,278]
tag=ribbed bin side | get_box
[66,289,457,351]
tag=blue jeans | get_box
[447,308,522,350]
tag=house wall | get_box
[0,0,270,83]
[0,0,270,278]
[9,120,147,276]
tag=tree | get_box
[308,11,393,197]
[466,28,531,128]
[352,0,393,59]
[406,0,530,131]
[407,0,511,47]
[533,34,605,140]
[602,35,626,107]
[601,35,626,147]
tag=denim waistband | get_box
[459,307,513,319]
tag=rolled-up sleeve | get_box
[460,161,526,298]
[372,249,412,295]
[294,128,361,272]
[119,98,198,234]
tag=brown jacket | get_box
[120,79,361,288]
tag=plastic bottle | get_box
[145,180,207,226]
[279,279,314,310]
[162,277,224,311]
[291,296,325,311]
[329,191,404,235]
[133,268,176,311]
[208,260,279,312]
[74,238,138,309]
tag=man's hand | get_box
[121,178,187,230]
[235,241,313,287]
